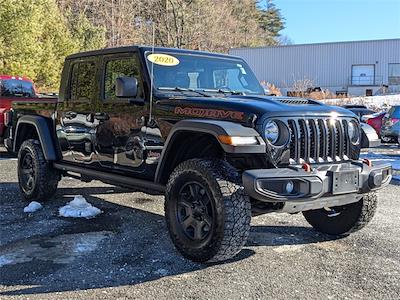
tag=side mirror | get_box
[115,77,138,98]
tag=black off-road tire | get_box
[302,193,378,235]
[18,139,60,201]
[165,159,251,263]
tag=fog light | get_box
[285,181,294,194]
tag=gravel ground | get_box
[0,147,399,300]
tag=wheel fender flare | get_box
[155,119,265,183]
[14,115,58,161]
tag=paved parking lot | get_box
[0,147,399,299]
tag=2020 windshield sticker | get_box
[147,53,180,66]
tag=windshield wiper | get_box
[157,87,211,97]
[201,88,245,96]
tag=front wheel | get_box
[165,159,251,263]
[302,193,377,235]
[18,139,60,201]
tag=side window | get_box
[104,56,143,100]
[70,61,96,101]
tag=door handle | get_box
[65,111,77,119]
[94,112,110,121]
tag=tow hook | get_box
[302,163,312,172]
[363,158,373,167]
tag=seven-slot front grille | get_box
[286,118,351,164]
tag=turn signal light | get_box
[218,135,258,146]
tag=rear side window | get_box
[69,61,96,101]
[104,56,143,100]
[0,79,35,97]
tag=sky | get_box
[272,0,400,44]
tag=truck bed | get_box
[0,97,58,137]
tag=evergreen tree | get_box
[258,0,285,44]
[0,0,105,91]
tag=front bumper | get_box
[243,161,392,211]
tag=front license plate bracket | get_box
[331,170,359,195]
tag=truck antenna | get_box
[149,22,155,124]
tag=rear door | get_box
[56,57,99,164]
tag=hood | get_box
[156,94,357,125]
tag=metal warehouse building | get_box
[230,39,400,97]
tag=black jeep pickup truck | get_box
[6,46,392,263]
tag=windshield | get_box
[0,79,36,97]
[146,52,265,95]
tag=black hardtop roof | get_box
[66,46,241,60]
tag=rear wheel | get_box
[165,159,251,263]
[18,139,60,201]
[302,193,377,235]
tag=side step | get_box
[53,162,165,195]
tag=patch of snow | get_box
[23,201,43,213]
[0,255,15,267]
[0,157,17,161]
[59,195,102,219]
[154,268,169,276]
[0,231,111,267]
[273,244,305,253]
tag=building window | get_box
[351,65,375,85]
[388,63,400,85]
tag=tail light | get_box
[4,110,13,127]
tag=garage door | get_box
[351,65,375,85]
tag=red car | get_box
[364,111,387,141]
[0,75,56,151]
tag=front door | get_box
[94,52,158,179]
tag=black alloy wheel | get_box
[20,150,36,194]
[177,181,214,241]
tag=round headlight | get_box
[265,120,280,144]
[348,121,360,145]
